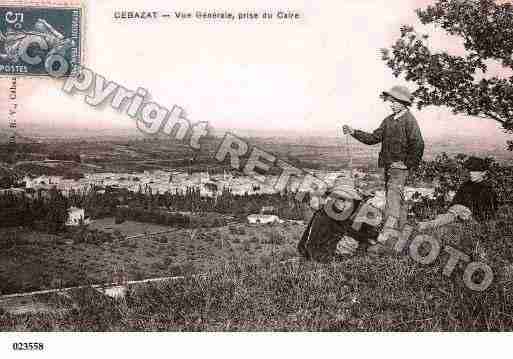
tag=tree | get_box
[382,0,513,149]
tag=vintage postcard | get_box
[0,0,512,356]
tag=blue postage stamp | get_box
[0,5,82,77]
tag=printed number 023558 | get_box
[12,342,44,350]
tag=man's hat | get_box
[382,86,413,105]
[328,177,362,201]
[463,156,489,171]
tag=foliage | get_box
[381,0,513,149]
[0,180,306,233]
[0,188,68,232]
[116,206,190,228]
[108,186,305,221]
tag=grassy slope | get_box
[0,221,303,296]
[2,207,513,331]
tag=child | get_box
[298,183,381,263]
[417,156,499,230]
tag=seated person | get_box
[417,156,499,231]
[298,183,381,263]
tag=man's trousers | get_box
[384,167,409,230]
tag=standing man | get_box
[343,86,424,234]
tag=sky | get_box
[1,0,511,141]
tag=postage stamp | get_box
[0,4,82,77]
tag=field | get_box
[3,132,513,178]
[0,220,304,296]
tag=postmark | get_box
[0,4,82,77]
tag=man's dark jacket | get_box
[352,111,424,169]
[298,206,378,263]
[451,180,499,222]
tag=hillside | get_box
[1,208,513,331]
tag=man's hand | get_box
[309,196,321,211]
[390,161,407,170]
[342,125,354,135]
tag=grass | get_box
[0,221,304,296]
[2,251,513,331]
[1,208,512,331]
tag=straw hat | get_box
[328,183,362,201]
[382,86,413,105]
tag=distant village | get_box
[18,169,364,197]
[0,167,437,227]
